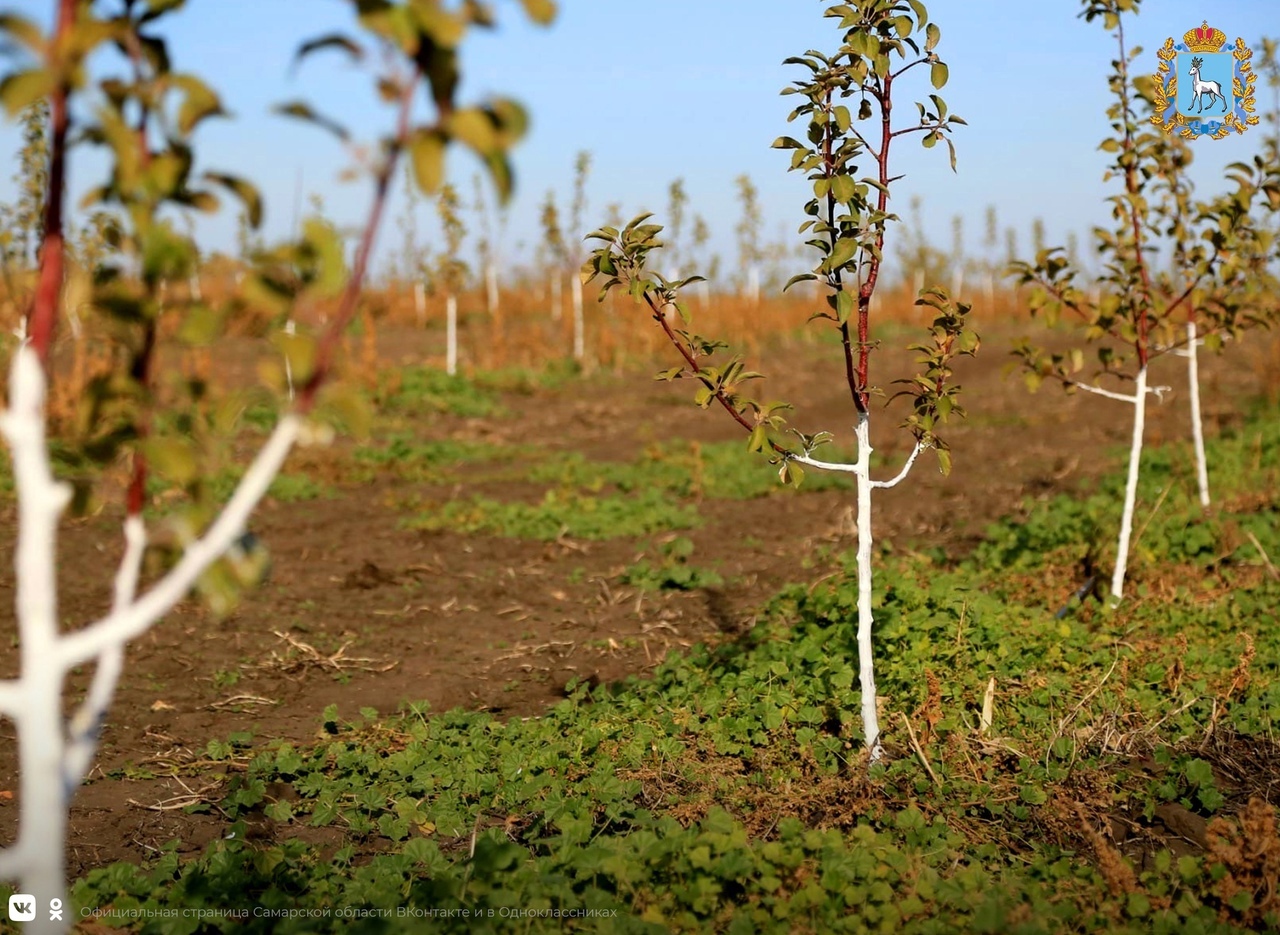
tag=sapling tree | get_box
[585,0,973,763]
[539,186,567,318]
[0,0,548,927]
[665,177,688,280]
[1145,128,1275,508]
[734,173,762,304]
[1011,0,1271,600]
[434,182,468,375]
[12,100,49,270]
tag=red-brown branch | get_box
[297,68,419,414]
[25,0,78,368]
[642,290,756,434]
[855,70,894,413]
[1116,19,1154,368]
[123,16,156,519]
[824,86,865,416]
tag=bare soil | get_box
[0,319,1275,877]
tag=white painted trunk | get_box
[485,263,499,318]
[0,345,306,929]
[283,319,297,402]
[446,294,458,376]
[1110,366,1147,601]
[550,272,562,322]
[852,413,882,762]
[983,271,994,310]
[413,281,426,328]
[747,266,760,306]
[1186,320,1210,508]
[571,275,584,361]
[697,279,710,309]
[912,269,924,296]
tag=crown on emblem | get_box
[1183,21,1226,53]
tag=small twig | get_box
[899,712,941,788]
[1131,480,1175,550]
[1245,530,1279,581]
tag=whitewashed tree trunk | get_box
[413,281,426,328]
[446,293,458,376]
[485,263,499,319]
[1184,321,1210,508]
[789,416,925,762]
[283,319,297,402]
[0,345,305,932]
[950,267,964,299]
[747,266,760,306]
[1110,366,1147,601]
[571,274,584,361]
[851,414,882,761]
[983,270,994,311]
[550,271,562,322]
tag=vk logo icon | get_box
[8,894,37,922]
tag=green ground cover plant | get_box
[44,398,1280,934]
[407,488,702,542]
[529,441,857,500]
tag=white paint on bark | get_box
[0,343,306,932]
[571,274,584,360]
[790,425,927,761]
[485,263,499,319]
[446,294,458,376]
[1184,320,1210,508]
[1110,365,1148,601]
[413,280,426,328]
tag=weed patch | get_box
[53,404,1280,933]
[409,488,701,540]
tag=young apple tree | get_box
[1145,131,1276,509]
[0,0,549,928]
[1011,0,1273,600]
[584,0,974,763]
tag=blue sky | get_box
[0,0,1275,282]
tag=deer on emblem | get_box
[1186,56,1227,113]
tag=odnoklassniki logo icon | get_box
[8,894,37,922]
[1152,21,1259,139]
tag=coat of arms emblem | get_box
[1153,21,1258,139]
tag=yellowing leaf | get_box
[409,129,447,194]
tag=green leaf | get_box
[172,73,225,134]
[293,33,364,68]
[519,0,557,25]
[408,129,447,194]
[140,0,186,21]
[826,237,858,271]
[831,174,856,205]
[935,448,952,475]
[930,61,948,89]
[446,107,499,153]
[925,22,940,52]
[274,100,350,141]
[143,438,198,485]
[0,13,45,54]
[835,290,854,324]
[178,304,222,346]
[0,69,54,117]
[204,173,262,228]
